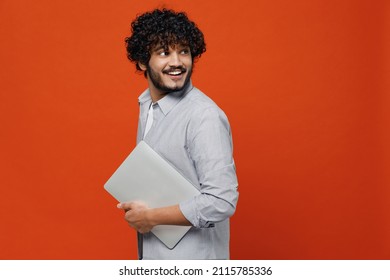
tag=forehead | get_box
[151,43,190,52]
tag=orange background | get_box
[1,0,389,259]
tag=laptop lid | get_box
[104,141,199,249]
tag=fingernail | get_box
[117,203,122,208]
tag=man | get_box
[117,8,238,259]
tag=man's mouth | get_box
[163,68,187,76]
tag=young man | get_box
[117,9,238,259]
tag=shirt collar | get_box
[138,80,194,116]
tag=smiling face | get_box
[139,44,193,102]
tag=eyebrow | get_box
[151,45,165,52]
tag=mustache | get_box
[162,67,187,74]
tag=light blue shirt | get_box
[136,81,239,259]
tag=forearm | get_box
[146,204,192,227]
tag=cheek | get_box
[184,61,193,71]
[184,57,192,66]
[149,57,167,70]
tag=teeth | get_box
[169,71,181,75]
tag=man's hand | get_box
[117,201,154,233]
[117,202,192,233]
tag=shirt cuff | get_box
[179,198,214,228]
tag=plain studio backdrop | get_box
[0,0,389,259]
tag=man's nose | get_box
[168,51,182,67]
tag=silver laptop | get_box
[104,141,199,249]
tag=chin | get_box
[161,80,187,92]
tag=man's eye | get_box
[159,51,169,56]
[180,49,190,55]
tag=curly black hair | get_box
[125,9,206,72]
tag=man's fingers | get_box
[117,202,133,211]
[117,201,147,211]
[119,202,153,233]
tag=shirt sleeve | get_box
[179,106,239,228]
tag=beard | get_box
[146,65,193,93]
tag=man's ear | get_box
[138,62,147,71]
